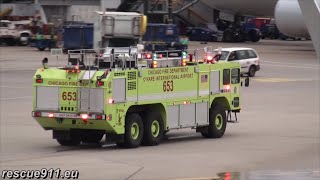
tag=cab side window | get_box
[223,69,230,85]
[231,68,240,84]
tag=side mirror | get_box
[245,77,250,87]
[42,57,48,69]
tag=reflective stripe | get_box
[127,96,137,102]
[199,90,209,96]
[138,91,197,101]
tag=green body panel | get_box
[33,61,241,135]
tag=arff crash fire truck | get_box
[32,46,249,148]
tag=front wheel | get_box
[206,105,227,138]
[142,111,164,146]
[248,66,256,77]
[121,113,144,148]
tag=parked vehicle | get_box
[186,27,218,42]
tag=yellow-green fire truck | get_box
[32,47,249,148]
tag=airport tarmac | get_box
[0,40,319,180]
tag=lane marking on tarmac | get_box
[252,78,318,83]
[0,96,32,101]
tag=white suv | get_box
[213,47,261,77]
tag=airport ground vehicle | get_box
[142,23,188,55]
[63,23,94,51]
[31,46,249,148]
[212,47,260,77]
[186,27,219,42]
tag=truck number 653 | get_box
[62,92,77,101]
[163,80,174,92]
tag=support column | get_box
[298,0,320,60]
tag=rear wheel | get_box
[248,65,256,77]
[120,113,144,148]
[38,47,45,51]
[205,105,227,138]
[223,30,234,42]
[142,111,164,146]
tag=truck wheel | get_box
[122,113,144,148]
[223,30,234,42]
[56,138,81,146]
[207,105,227,138]
[248,66,256,77]
[38,47,45,51]
[6,39,16,46]
[142,111,164,146]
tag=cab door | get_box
[230,68,241,110]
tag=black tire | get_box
[6,39,16,46]
[38,47,45,51]
[206,105,227,138]
[122,113,144,148]
[248,65,256,77]
[81,133,104,144]
[142,111,164,146]
[56,138,81,146]
[223,30,234,42]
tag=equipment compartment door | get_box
[210,70,220,94]
[199,72,209,97]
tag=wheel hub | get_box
[215,114,223,130]
[151,120,160,137]
[131,122,139,140]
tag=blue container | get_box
[63,24,93,50]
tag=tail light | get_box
[96,80,104,86]
[146,53,152,59]
[159,54,163,58]
[32,111,41,117]
[81,114,89,120]
[223,84,231,92]
[36,79,43,83]
[207,55,213,61]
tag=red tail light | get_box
[36,79,43,83]
[146,54,152,59]
[159,54,163,58]
[207,55,213,61]
[97,81,104,86]
[33,111,41,117]
[81,114,89,120]
[223,85,231,92]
